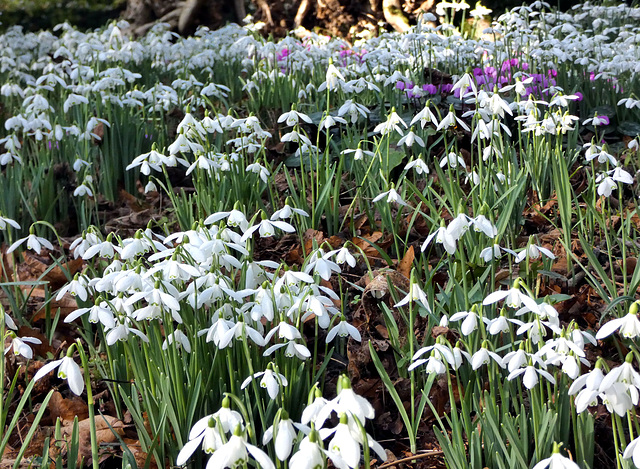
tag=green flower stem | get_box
[77,341,99,469]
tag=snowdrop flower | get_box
[508,363,556,389]
[549,94,580,108]
[617,97,640,109]
[611,167,634,185]
[289,431,327,469]
[599,354,640,405]
[73,181,93,197]
[337,99,370,124]
[319,61,346,92]
[394,278,431,313]
[596,175,616,197]
[264,340,311,360]
[208,425,275,469]
[262,323,301,347]
[623,435,640,468]
[448,213,472,239]
[450,309,480,336]
[348,77,380,94]
[329,415,387,467]
[483,279,539,311]
[421,225,457,255]
[245,162,271,183]
[410,104,439,128]
[204,208,249,232]
[218,319,266,348]
[241,214,295,242]
[241,366,288,399]
[280,130,311,146]
[33,352,84,396]
[301,388,330,426]
[372,186,408,206]
[398,129,425,148]
[322,415,363,468]
[471,342,504,370]
[479,244,510,262]
[499,76,533,95]
[515,241,556,263]
[596,167,634,197]
[440,152,466,169]
[330,246,356,268]
[539,330,587,361]
[4,312,16,330]
[373,108,407,136]
[320,114,347,129]
[0,215,20,231]
[162,330,191,352]
[404,157,429,175]
[200,316,235,347]
[315,375,375,427]
[125,149,165,175]
[533,443,580,469]
[105,318,149,345]
[177,113,206,138]
[502,346,535,373]
[601,382,635,417]
[584,143,617,165]
[128,283,183,323]
[262,410,297,461]
[271,203,309,220]
[177,417,224,464]
[144,181,158,193]
[277,108,312,127]
[568,361,605,413]
[485,313,511,335]
[167,133,204,155]
[596,302,640,340]
[471,215,497,238]
[409,342,462,372]
[451,72,477,99]
[326,319,361,343]
[583,114,610,126]
[5,333,41,359]
[7,232,54,255]
[64,300,115,329]
[341,146,374,160]
[482,92,513,118]
[56,274,89,302]
[201,82,231,99]
[202,398,244,436]
[570,327,596,350]
[83,235,121,260]
[512,316,559,345]
[437,107,471,132]
[63,93,89,113]
[303,250,341,281]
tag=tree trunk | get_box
[122,0,436,38]
[123,0,242,36]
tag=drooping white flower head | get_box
[596,302,640,340]
[33,353,84,396]
[532,443,581,469]
[241,365,288,400]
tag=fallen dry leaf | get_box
[121,438,158,469]
[31,292,78,322]
[397,246,415,279]
[49,391,89,423]
[61,415,124,466]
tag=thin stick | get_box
[377,450,444,468]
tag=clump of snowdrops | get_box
[3,1,640,468]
